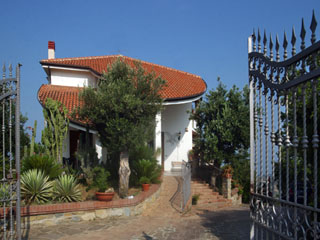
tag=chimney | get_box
[48,41,55,59]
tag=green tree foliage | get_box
[191,78,250,202]
[76,58,165,197]
[0,88,29,179]
[192,78,249,167]
[41,98,69,163]
[76,58,165,153]
[0,102,30,157]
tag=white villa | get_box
[38,41,207,172]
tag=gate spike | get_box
[291,27,296,56]
[269,34,273,60]
[252,29,256,51]
[2,64,6,78]
[283,31,288,60]
[258,28,261,52]
[263,30,267,55]
[9,64,12,77]
[276,34,280,62]
[300,18,306,50]
[310,10,317,44]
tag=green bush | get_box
[192,194,200,205]
[21,169,53,204]
[139,176,151,184]
[0,183,10,207]
[132,159,161,186]
[90,166,111,192]
[0,156,10,180]
[22,154,63,180]
[53,175,82,202]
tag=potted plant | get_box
[188,149,194,162]
[139,176,151,191]
[222,164,234,179]
[91,166,114,201]
[132,159,162,190]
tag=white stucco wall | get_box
[155,112,162,165]
[161,102,193,171]
[50,69,97,87]
[94,134,107,164]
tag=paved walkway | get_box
[23,176,250,240]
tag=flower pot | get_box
[142,183,150,191]
[223,173,232,179]
[95,192,114,201]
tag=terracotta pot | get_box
[95,192,114,201]
[224,173,232,179]
[142,183,150,191]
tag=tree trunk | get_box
[118,151,131,198]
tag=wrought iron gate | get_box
[249,11,320,239]
[0,64,21,240]
[170,161,191,212]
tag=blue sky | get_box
[0,0,318,140]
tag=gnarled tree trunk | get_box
[119,151,131,198]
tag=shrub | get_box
[21,169,53,204]
[139,176,151,184]
[0,183,10,207]
[132,159,161,186]
[90,166,111,192]
[0,156,10,180]
[53,175,82,202]
[22,154,63,180]
[192,194,200,205]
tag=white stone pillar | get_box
[155,112,162,165]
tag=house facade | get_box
[38,41,206,172]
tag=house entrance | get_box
[69,130,80,168]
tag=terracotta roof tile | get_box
[38,84,86,124]
[40,55,206,100]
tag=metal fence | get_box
[0,64,21,240]
[248,11,320,239]
[170,161,191,212]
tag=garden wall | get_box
[18,183,161,227]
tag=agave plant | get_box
[21,169,53,204]
[53,174,82,202]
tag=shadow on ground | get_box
[196,207,250,240]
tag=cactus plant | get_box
[41,98,69,163]
[29,120,37,156]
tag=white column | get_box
[155,112,162,165]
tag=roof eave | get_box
[40,61,102,77]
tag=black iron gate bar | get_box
[0,64,21,240]
[249,11,319,240]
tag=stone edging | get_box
[1,183,162,226]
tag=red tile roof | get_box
[38,84,86,124]
[38,84,82,113]
[40,55,206,100]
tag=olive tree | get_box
[76,58,165,197]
